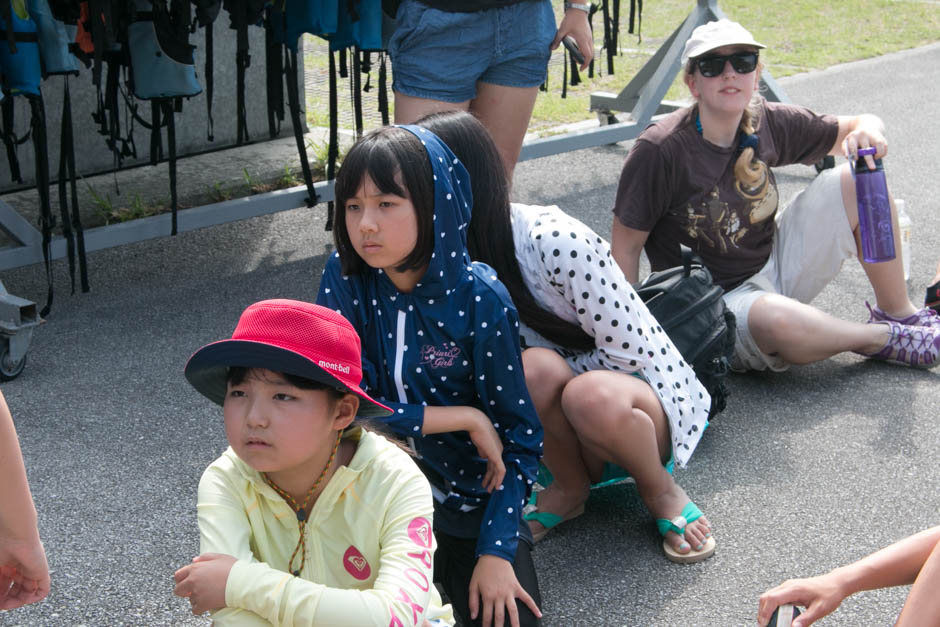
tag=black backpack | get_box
[634,246,736,418]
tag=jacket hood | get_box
[391,125,474,298]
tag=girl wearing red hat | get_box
[174,299,454,626]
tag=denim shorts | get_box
[388,0,556,102]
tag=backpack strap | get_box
[284,45,316,207]
[234,3,249,145]
[264,9,283,139]
[149,99,162,163]
[2,0,17,53]
[377,51,388,125]
[1,97,23,182]
[587,2,598,78]
[57,76,89,294]
[628,0,641,38]
[352,48,363,137]
[326,47,338,230]
[561,48,567,98]
[164,97,178,235]
[203,18,213,140]
[601,0,613,74]
[680,244,693,277]
[29,95,55,317]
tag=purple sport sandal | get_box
[855,320,940,368]
[864,301,940,331]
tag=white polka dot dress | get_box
[510,203,711,466]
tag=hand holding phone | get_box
[562,35,585,66]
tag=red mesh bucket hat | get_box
[184,299,392,417]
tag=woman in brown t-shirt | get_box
[611,19,940,372]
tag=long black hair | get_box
[418,111,594,352]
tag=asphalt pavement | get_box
[2,42,939,626]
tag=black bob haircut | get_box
[332,126,436,277]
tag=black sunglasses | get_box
[695,52,759,78]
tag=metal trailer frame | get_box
[0,0,790,274]
[0,280,40,380]
[0,0,796,379]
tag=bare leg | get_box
[469,82,540,179]
[521,348,592,539]
[896,536,940,625]
[839,167,917,318]
[561,371,712,555]
[748,293,892,363]
[393,92,470,125]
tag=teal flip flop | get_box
[656,501,716,564]
[524,503,585,543]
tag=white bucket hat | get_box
[681,19,765,67]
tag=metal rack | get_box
[0,0,789,379]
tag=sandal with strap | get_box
[656,501,716,564]
[523,503,585,543]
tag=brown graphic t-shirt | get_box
[614,98,838,290]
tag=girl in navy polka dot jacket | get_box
[421,111,715,565]
[317,125,544,627]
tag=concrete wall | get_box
[1,24,305,193]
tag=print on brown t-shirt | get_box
[614,98,838,291]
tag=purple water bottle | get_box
[854,147,895,263]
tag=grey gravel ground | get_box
[2,43,939,627]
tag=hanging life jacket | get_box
[127,0,201,100]
[0,0,56,315]
[127,0,203,236]
[0,0,42,96]
[221,0,267,145]
[29,0,89,295]
[29,0,79,75]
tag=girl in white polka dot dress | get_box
[317,126,545,626]
[421,111,715,564]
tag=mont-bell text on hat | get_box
[318,360,351,375]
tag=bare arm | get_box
[0,391,50,609]
[610,219,650,284]
[758,526,940,627]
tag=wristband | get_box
[564,2,590,13]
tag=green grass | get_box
[304,0,940,133]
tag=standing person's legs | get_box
[395,84,539,180]
[389,0,554,178]
[394,94,470,126]
[470,84,540,178]
[389,1,491,126]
